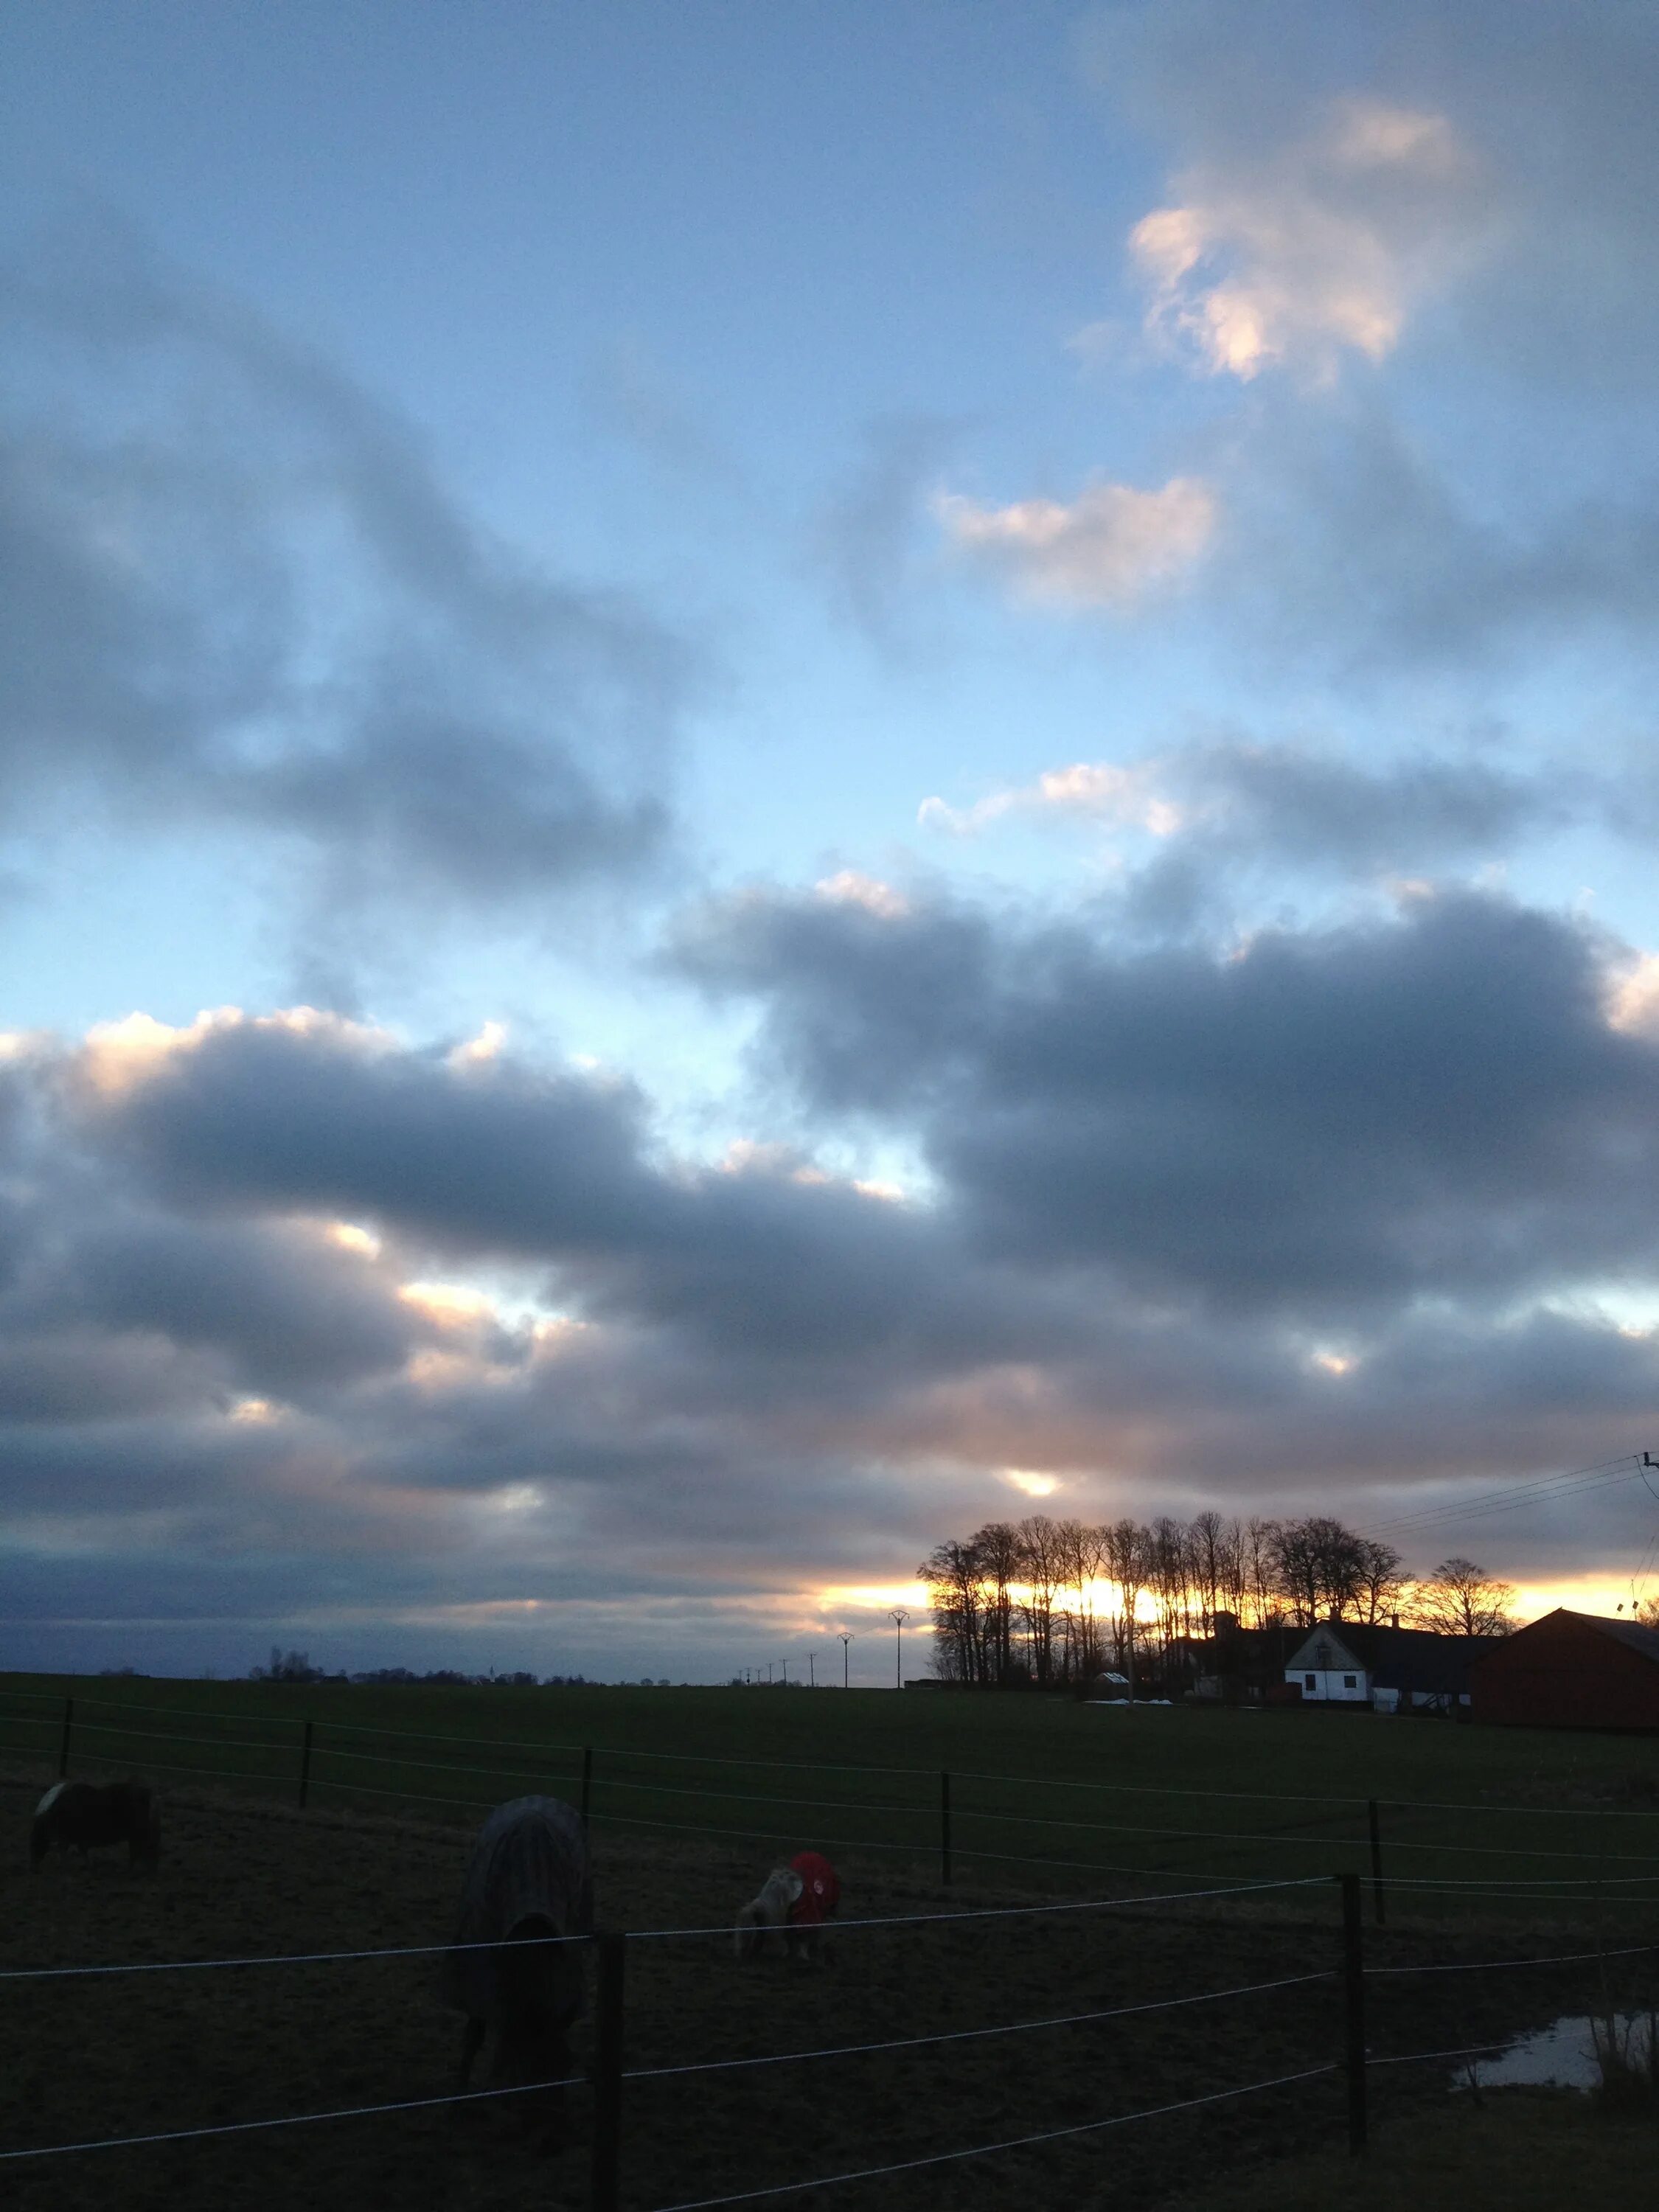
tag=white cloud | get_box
[920,759,1183,838]
[936,476,1216,609]
[1128,98,1481,382]
[1606,951,1659,1037]
[448,1020,507,1068]
[78,1005,391,1099]
[814,871,911,919]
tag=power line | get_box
[1368,1453,1645,1541]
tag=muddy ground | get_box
[2,1767,1649,2212]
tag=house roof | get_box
[1284,1622,1497,1694]
[1516,1608,1659,1666]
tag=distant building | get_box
[1281,1621,1493,1713]
[1471,1608,1659,1731]
[1184,1614,1307,1703]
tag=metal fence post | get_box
[298,1719,314,1809]
[57,1696,73,1780]
[580,1745,594,1834]
[1341,1871,1368,2154]
[940,1770,953,1887]
[1366,1798,1385,1925]
[589,1931,627,2212]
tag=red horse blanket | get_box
[787,1850,840,1926]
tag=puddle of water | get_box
[1452,2013,1657,2091]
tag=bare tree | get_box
[1245,1518,1278,1627]
[1053,1517,1105,1683]
[1408,1558,1517,1638]
[918,1538,984,1683]
[1017,1515,1065,1686]
[973,1521,1023,1684]
[1269,1516,1368,1624]
[1191,1510,1226,1633]
[1074,1518,1110,1678]
[1102,1519,1153,1697]
[1354,1538,1408,1625]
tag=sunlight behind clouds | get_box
[1004,1468,1062,1498]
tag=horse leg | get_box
[456,2016,486,2092]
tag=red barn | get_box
[1470,1608,1659,1731]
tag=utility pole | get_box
[807,1651,818,1688]
[781,1658,787,1686]
[891,1607,909,1688]
[839,1632,853,1687]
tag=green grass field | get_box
[7,1671,1659,1920]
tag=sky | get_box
[4,0,1659,1682]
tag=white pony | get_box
[732,1865,804,1960]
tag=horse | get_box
[437,1797,591,2147]
[31,1779,160,1870]
[734,1850,841,1964]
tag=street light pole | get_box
[839,1632,853,1688]
[890,1607,909,1689]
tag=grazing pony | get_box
[734,1851,841,1964]
[31,1780,160,1870]
[437,1797,591,2143]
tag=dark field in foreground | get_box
[1171,2092,1659,2212]
[4,1739,1658,2212]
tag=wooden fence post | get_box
[57,1696,73,1780]
[1341,1871,1368,2154]
[589,1931,627,2212]
[1366,1798,1385,1925]
[940,1770,953,1887]
[298,1719,314,1809]
[580,1745,594,1834]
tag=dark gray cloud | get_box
[934,734,1578,933]
[8,881,1659,1672]
[681,883,1659,1312]
[0,219,694,905]
[1213,394,1659,679]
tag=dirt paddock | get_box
[1,1768,1640,2212]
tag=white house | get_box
[1284,1624,1370,1703]
[1282,1621,1492,1711]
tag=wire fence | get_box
[7,1861,1655,2205]
[6,1684,1658,1921]
[0,1865,1349,2203]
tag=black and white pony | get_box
[31,1780,160,1869]
[437,1796,591,2144]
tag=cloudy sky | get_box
[5,1,1659,1681]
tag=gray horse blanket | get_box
[437,1796,591,2027]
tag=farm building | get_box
[1470,1608,1659,1730]
[1281,1621,1494,1712]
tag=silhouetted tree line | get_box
[248,1652,595,1686]
[918,1514,1514,1690]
